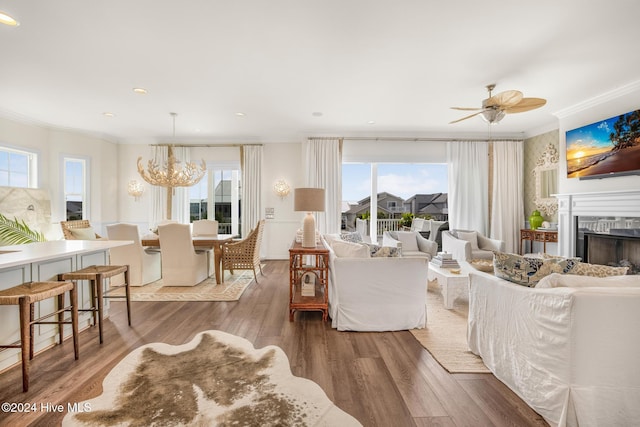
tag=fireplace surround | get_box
[557,190,640,271]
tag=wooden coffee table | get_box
[428,261,473,309]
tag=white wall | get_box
[558,85,640,195]
[0,117,118,238]
[261,142,304,259]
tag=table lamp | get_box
[294,188,325,248]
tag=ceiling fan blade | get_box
[504,97,547,114]
[485,90,523,108]
[449,111,484,124]
[450,106,483,111]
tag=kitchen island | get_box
[0,239,132,372]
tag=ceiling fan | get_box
[450,84,546,124]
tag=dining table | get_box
[141,234,236,284]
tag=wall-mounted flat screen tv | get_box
[566,109,640,179]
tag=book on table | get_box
[431,253,460,269]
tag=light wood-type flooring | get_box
[0,260,548,427]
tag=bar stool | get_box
[59,265,131,344]
[0,281,79,392]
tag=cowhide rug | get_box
[62,330,361,426]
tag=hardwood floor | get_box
[0,260,548,427]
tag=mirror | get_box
[534,144,559,216]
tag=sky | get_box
[342,163,448,201]
[565,114,617,160]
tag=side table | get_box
[520,228,558,254]
[288,240,330,321]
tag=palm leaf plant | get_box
[0,213,46,245]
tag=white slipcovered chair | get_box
[106,223,162,287]
[157,223,209,286]
[382,230,437,261]
[442,229,504,261]
[192,219,219,236]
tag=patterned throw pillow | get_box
[492,251,578,287]
[340,231,363,243]
[363,243,401,258]
[567,262,628,277]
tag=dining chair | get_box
[157,223,210,286]
[60,220,101,240]
[106,223,161,287]
[221,220,265,283]
[192,219,219,236]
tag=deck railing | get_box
[355,218,402,237]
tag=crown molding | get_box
[553,80,640,119]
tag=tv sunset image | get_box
[566,109,640,178]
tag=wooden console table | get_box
[288,240,329,321]
[520,228,558,254]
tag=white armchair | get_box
[442,229,505,261]
[382,230,437,261]
[157,223,210,286]
[106,223,161,287]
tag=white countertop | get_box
[0,240,133,269]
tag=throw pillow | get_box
[395,231,419,252]
[330,239,370,258]
[340,231,363,243]
[457,231,479,250]
[567,262,629,277]
[364,244,401,258]
[536,272,640,288]
[69,227,97,240]
[492,251,574,287]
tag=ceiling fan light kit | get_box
[450,84,546,125]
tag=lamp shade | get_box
[294,188,325,212]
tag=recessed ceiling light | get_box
[103,112,115,117]
[0,11,19,27]
[235,112,246,117]
[312,112,323,117]
[133,87,147,95]
[367,120,376,125]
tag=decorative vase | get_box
[529,210,544,230]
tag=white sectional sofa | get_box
[322,235,429,332]
[468,270,640,427]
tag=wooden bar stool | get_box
[0,281,79,392]
[59,265,131,344]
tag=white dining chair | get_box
[192,219,219,236]
[106,223,161,287]
[157,223,210,286]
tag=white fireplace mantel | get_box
[556,189,640,257]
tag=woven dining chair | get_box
[60,220,101,240]
[221,220,265,283]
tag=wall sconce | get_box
[127,180,144,201]
[274,179,291,198]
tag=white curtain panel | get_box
[241,145,262,237]
[171,146,191,224]
[149,145,168,229]
[447,141,489,235]
[491,140,524,253]
[305,138,342,234]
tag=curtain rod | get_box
[150,143,263,147]
[308,136,523,142]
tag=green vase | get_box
[529,210,544,230]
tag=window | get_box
[0,146,37,187]
[342,162,448,239]
[189,164,241,235]
[64,157,88,220]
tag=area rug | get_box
[109,269,256,302]
[62,330,362,426]
[410,281,489,373]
